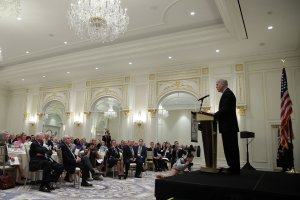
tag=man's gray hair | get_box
[217,79,228,87]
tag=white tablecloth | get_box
[8,148,58,181]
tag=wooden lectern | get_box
[193,111,220,173]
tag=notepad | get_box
[9,157,20,165]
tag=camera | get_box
[187,162,193,167]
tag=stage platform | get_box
[155,170,300,200]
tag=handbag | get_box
[0,175,15,190]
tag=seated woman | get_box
[106,139,124,179]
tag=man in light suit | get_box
[214,79,240,174]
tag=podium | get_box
[193,111,220,173]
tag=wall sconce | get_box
[134,110,146,128]
[28,114,37,126]
[74,112,83,126]
[135,119,143,127]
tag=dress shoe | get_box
[123,174,127,179]
[39,186,51,193]
[81,182,93,187]
[47,184,55,190]
[135,175,142,178]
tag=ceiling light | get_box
[168,56,172,59]
[21,78,24,81]
[42,75,46,78]
[190,11,195,16]
[25,51,30,54]
[67,71,70,74]
[0,48,2,62]
[216,49,220,53]
[129,62,132,65]
[267,26,273,30]
[64,41,68,44]
[95,67,99,70]
[0,0,21,19]
[68,0,129,42]
[16,16,21,20]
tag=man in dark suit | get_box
[29,133,64,192]
[134,139,147,177]
[123,140,143,179]
[102,129,111,148]
[214,79,240,174]
[59,135,97,186]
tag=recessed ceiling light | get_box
[21,78,25,81]
[168,56,172,59]
[67,71,70,74]
[190,11,195,16]
[216,49,220,53]
[42,75,46,78]
[64,41,68,44]
[17,17,22,21]
[26,51,30,54]
[129,62,132,65]
[267,26,273,30]
[95,67,99,70]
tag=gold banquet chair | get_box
[24,144,43,186]
[56,148,81,188]
[0,146,16,179]
[145,150,154,171]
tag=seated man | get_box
[59,135,100,187]
[156,153,194,179]
[106,139,124,179]
[123,140,143,178]
[29,132,64,192]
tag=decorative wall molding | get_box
[148,68,203,110]
[85,77,129,111]
[38,86,71,113]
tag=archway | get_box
[90,97,122,140]
[42,100,66,138]
[157,92,199,147]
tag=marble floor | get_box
[0,172,158,200]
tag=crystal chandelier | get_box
[0,0,21,18]
[158,105,169,118]
[104,105,117,119]
[68,0,129,42]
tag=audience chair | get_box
[56,148,81,188]
[129,163,136,177]
[0,146,16,180]
[24,144,43,187]
[145,150,154,171]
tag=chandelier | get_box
[158,105,169,118]
[0,0,21,18]
[104,105,117,119]
[68,0,129,42]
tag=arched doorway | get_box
[90,97,122,141]
[42,100,66,138]
[157,92,199,147]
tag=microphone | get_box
[197,95,209,101]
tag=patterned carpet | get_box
[0,172,157,200]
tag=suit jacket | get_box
[102,134,112,147]
[107,146,121,160]
[134,145,147,163]
[122,145,135,161]
[29,140,49,171]
[215,88,239,133]
[59,142,77,173]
